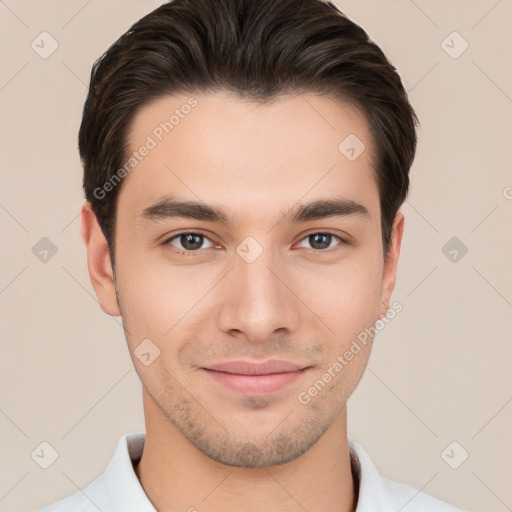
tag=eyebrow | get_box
[138,194,369,226]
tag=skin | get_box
[81,91,404,512]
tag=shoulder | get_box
[348,438,466,512]
[38,494,94,512]
[38,475,110,512]
[380,477,466,511]
[37,432,150,512]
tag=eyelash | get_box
[162,231,348,257]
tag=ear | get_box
[80,201,121,316]
[378,211,405,317]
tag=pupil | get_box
[311,233,330,249]
[182,234,203,250]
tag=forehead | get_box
[118,91,378,223]
[126,90,372,156]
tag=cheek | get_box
[115,254,214,344]
[299,259,383,401]
[294,252,384,339]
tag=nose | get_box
[216,247,301,344]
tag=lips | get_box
[205,360,306,375]
[201,360,310,395]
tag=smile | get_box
[201,360,311,395]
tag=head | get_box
[80,0,417,467]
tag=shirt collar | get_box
[105,432,396,511]
[102,432,156,511]
[348,438,398,511]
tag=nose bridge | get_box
[216,240,300,341]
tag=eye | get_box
[296,232,344,251]
[163,230,347,257]
[164,232,215,255]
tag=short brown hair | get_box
[79,0,418,267]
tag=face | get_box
[84,90,403,467]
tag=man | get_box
[40,0,464,510]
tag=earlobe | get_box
[80,202,121,316]
[377,298,388,319]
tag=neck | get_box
[135,389,356,512]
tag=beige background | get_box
[1,1,511,511]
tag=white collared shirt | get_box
[39,432,464,512]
